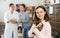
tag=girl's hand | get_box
[17,19,22,22]
[36,22,43,28]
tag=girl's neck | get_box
[11,11,14,14]
[40,19,44,22]
[10,9,14,14]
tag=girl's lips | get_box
[39,15,42,17]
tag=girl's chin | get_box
[39,17,43,20]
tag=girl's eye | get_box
[36,12,39,14]
[40,11,43,13]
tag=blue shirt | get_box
[18,11,31,28]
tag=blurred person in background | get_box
[17,4,32,38]
[16,4,20,13]
[4,3,18,38]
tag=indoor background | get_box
[0,0,60,38]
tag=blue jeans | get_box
[22,28,27,38]
[22,25,32,38]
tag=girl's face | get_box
[19,6,25,11]
[36,8,46,20]
[10,5,15,11]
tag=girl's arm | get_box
[28,24,36,37]
[33,28,46,38]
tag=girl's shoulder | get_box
[45,21,50,25]
[43,20,50,24]
[44,21,51,28]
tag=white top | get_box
[4,10,19,25]
[28,20,52,38]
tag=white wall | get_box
[0,0,40,22]
[55,0,60,3]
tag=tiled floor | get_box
[18,33,22,38]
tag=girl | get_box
[4,3,18,38]
[28,6,52,38]
[18,4,31,38]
